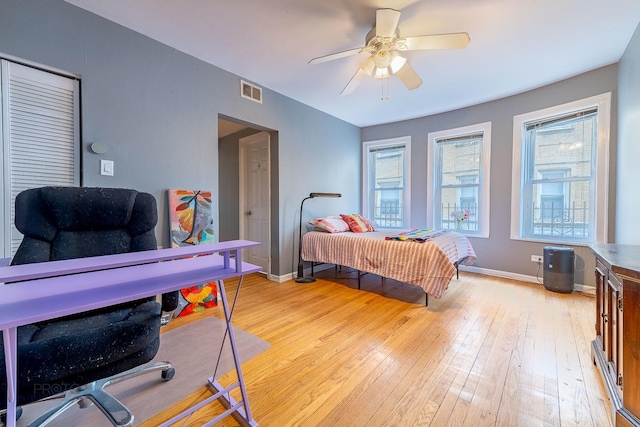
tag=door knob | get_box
[245,211,252,215]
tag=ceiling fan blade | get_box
[395,62,423,90]
[403,33,470,51]
[309,47,363,65]
[376,8,401,38]
[341,68,367,96]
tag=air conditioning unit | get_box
[543,246,574,293]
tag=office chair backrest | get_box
[11,187,158,265]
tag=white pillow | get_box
[309,216,350,233]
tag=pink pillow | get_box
[309,216,350,233]
[340,213,374,233]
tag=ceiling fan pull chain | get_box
[386,76,391,100]
[381,76,390,101]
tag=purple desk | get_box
[0,240,261,427]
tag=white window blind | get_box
[1,60,80,256]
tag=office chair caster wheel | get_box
[161,367,175,381]
[1,406,23,423]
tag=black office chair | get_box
[0,187,178,426]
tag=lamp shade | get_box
[309,192,341,198]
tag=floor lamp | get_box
[296,192,341,283]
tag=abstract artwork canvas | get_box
[168,189,218,317]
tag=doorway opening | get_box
[218,115,278,278]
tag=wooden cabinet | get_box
[591,244,640,427]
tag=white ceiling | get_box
[64,0,640,128]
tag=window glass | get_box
[363,138,410,228]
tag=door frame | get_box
[238,131,271,277]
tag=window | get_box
[427,122,491,237]
[363,137,410,228]
[511,93,611,243]
[538,169,569,221]
[1,59,80,257]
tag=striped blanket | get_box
[301,230,476,299]
[385,228,450,243]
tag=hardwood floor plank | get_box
[315,276,477,427]
[142,271,612,427]
[389,276,502,426]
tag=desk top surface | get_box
[0,240,261,330]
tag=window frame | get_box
[362,136,411,229]
[510,92,611,244]
[427,122,491,238]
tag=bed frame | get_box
[301,230,477,308]
[310,256,471,306]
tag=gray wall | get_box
[0,0,361,276]
[617,22,640,244]
[362,65,619,285]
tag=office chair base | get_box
[0,407,23,424]
[26,361,174,427]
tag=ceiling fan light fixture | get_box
[374,67,391,79]
[389,51,407,73]
[373,47,392,68]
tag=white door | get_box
[239,132,270,274]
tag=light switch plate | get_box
[100,159,114,176]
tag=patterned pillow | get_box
[340,213,374,233]
[309,216,350,233]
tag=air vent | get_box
[241,80,262,104]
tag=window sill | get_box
[458,232,489,239]
[509,235,592,247]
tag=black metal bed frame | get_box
[309,257,469,307]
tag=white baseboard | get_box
[272,264,595,295]
[458,265,595,295]
[272,263,341,283]
[271,273,292,283]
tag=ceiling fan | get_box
[309,8,470,96]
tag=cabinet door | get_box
[608,272,621,384]
[617,286,623,396]
[595,261,607,343]
[623,279,640,417]
[604,271,612,360]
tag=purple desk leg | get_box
[207,277,257,426]
[158,276,257,427]
[3,328,18,427]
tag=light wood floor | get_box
[143,269,612,427]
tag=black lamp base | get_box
[295,276,317,283]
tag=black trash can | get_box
[543,246,574,293]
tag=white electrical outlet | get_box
[531,255,543,263]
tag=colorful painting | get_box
[168,189,218,317]
[168,189,215,247]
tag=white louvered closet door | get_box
[1,60,80,257]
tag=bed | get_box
[301,229,477,304]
